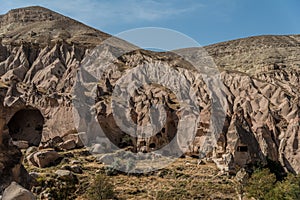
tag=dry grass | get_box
[24,148,239,200]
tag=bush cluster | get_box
[245,168,300,200]
[87,174,115,200]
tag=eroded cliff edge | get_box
[0,6,299,191]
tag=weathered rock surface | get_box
[2,181,35,200]
[58,139,76,150]
[55,169,77,182]
[90,48,299,174]
[0,7,299,194]
[12,140,29,149]
[28,149,61,168]
[0,112,31,193]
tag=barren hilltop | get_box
[0,6,299,200]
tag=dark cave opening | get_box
[8,109,44,146]
[237,146,248,152]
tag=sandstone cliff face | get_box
[0,6,299,191]
[89,48,299,174]
[0,6,101,192]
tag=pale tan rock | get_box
[58,139,76,150]
[55,169,77,182]
[2,182,35,200]
[32,149,60,168]
[12,140,29,149]
[0,6,299,177]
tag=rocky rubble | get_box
[0,6,299,195]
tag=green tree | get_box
[266,174,300,200]
[245,168,276,199]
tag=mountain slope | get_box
[0,6,110,47]
[0,6,299,195]
[205,34,300,74]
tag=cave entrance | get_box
[8,109,44,146]
[237,145,248,152]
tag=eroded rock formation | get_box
[0,6,299,192]
[92,49,299,174]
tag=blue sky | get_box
[0,0,299,46]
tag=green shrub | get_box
[245,168,300,200]
[245,168,276,199]
[87,174,115,200]
[266,174,300,200]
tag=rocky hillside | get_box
[205,34,300,74]
[91,47,299,174]
[0,6,110,47]
[0,6,299,198]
